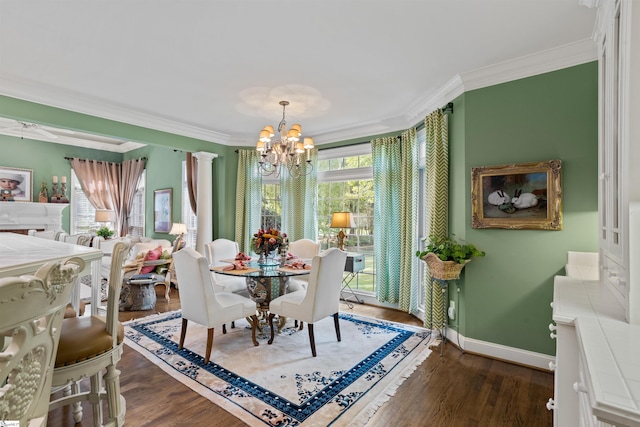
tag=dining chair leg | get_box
[250,314,259,346]
[231,321,235,329]
[222,324,227,334]
[308,323,317,357]
[179,318,188,350]
[299,321,304,331]
[205,327,214,364]
[90,373,103,427]
[104,363,122,424]
[267,313,276,344]
[333,312,341,342]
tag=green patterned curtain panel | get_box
[281,148,319,242]
[372,130,419,313]
[424,110,449,329]
[235,149,263,254]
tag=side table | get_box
[120,274,163,311]
[341,252,365,308]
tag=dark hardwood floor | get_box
[48,286,554,426]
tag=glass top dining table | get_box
[211,259,311,333]
[211,260,310,305]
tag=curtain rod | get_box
[64,157,147,163]
[441,102,454,114]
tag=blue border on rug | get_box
[127,312,429,424]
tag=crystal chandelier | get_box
[256,100,315,178]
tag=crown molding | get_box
[404,75,465,126]
[319,39,599,145]
[0,76,231,145]
[460,38,597,92]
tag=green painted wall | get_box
[450,62,599,355]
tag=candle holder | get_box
[49,180,69,203]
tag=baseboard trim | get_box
[445,327,555,371]
[350,298,555,371]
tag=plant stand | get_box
[423,253,468,357]
[428,277,457,357]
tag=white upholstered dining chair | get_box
[172,248,259,363]
[0,257,83,427]
[50,241,129,427]
[268,248,347,357]
[204,238,248,296]
[287,238,321,291]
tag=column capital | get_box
[193,151,218,163]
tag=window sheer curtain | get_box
[424,110,449,329]
[281,148,319,242]
[235,150,263,253]
[372,129,419,313]
[70,158,145,237]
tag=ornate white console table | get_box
[0,232,103,315]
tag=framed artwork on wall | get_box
[471,159,562,230]
[154,188,172,233]
[0,166,32,202]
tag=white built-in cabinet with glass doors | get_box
[598,0,640,325]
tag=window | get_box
[416,127,427,309]
[70,169,146,236]
[317,144,375,293]
[127,170,146,237]
[70,170,96,235]
[261,179,281,230]
[181,161,197,248]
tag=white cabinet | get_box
[596,0,640,325]
[551,274,626,426]
[575,317,640,427]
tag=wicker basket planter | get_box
[422,252,470,280]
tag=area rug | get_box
[124,311,433,426]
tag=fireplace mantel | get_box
[0,202,67,232]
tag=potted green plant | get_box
[416,235,485,280]
[96,226,115,239]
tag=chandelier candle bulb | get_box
[52,176,58,184]
[61,176,66,184]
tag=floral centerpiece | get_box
[251,228,287,262]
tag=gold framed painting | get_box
[471,160,562,230]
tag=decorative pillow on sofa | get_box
[139,246,163,274]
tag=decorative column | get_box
[193,151,218,253]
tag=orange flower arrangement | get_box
[250,228,286,257]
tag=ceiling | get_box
[0,1,598,152]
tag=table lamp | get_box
[95,209,116,225]
[169,222,187,247]
[330,212,355,251]
[95,209,117,238]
